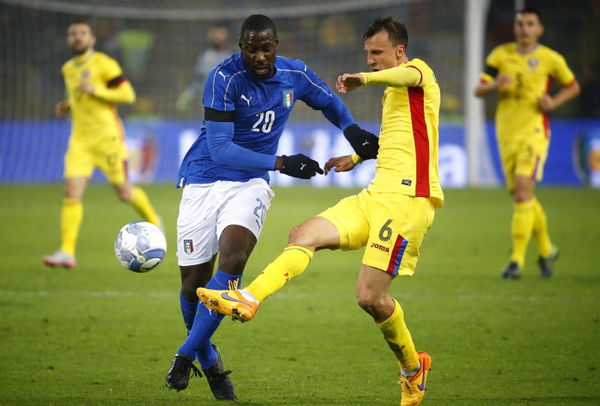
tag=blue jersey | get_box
[178,53,353,185]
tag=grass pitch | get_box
[0,185,599,405]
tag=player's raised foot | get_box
[501,261,521,279]
[538,246,559,279]
[197,288,258,322]
[399,351,431,406]
[165,353,202,392]
[43,250,76,269]
[204,345,236,400]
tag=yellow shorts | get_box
[318,189,435,277]
[498,136,549,190]
[64,136,128,184]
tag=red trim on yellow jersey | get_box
[542,78,552,138]
[408,87,430,197]
[405,65,423,86]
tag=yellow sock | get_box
[377,298,419,371]
[129,186,160,226]
[246,244,314,302]
[510,200,535,267]
[60,197,83,256]
[532,197,552,258]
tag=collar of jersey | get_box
[73,49,95,66]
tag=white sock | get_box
[239,288,259,304]
[400,361,421,377]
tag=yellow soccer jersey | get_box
[480,42,575,142]
[361,58,443,207]
[61,50,135,144]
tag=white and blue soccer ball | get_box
[114,221,167,272]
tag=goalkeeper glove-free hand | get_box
[280,154,324,179]
[343,124,379,160]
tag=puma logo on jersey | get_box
[241,94,252,106]
[218,71,229,80]
[362,140,370,146]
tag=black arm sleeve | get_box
[484,65,498,78]
[204,108,235,122]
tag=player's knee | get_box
[356,291,390,321]
[356,291,378,314]
[288,224,313,246]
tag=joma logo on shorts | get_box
[370,242,389,252]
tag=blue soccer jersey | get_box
[178,53,353,185]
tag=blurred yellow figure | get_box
[475,8,579,279]
[43,21,160,269]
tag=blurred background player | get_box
[43,21,161,269]
[176,25,233,112]
[198,17,440,406]
[165,14,378,401]
[474,8,580,279]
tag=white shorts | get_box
[176,178,274,266]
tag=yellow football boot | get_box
[399,351,431,406]
[197,288,258,322]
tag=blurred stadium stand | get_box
[0,0,598,186]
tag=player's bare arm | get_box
[324,155,356,175]
[336,73,364,94]
[538,80,581,112]
[474,74,511,97]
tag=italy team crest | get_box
[282,88,294,108]
[183,239,194,254]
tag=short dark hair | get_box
[240,14,277,41]
[517,7,543,25]
[70,20,94,34]
[364,17,408,48]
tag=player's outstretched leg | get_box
[44,196,82,268]
[198,243,314,321]
[197,288,259,322]
[399,351,432,406]
[128,186,162,227]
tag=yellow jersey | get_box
[61,50,135,144]
[480,42,575,142]
[361,58,443,207]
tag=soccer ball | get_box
[114,221,167,272]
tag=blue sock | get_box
[180,291,197,334]
[178,270,242,369]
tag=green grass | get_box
[0,185,599,405]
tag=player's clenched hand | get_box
[55,101,70,117]
[336,73,364,94]
[495,74,511,89]
[78,80,95,94]
[539,93,555,112]
[324,155,356,175]
[279,153,324,179]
